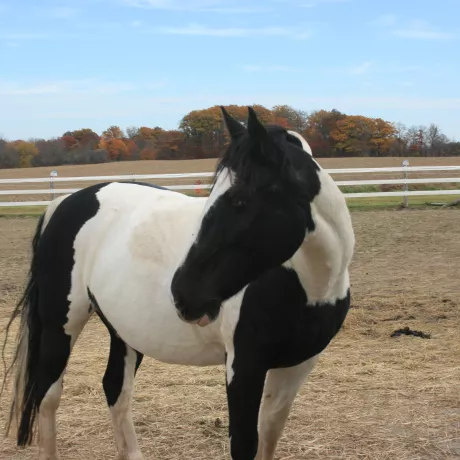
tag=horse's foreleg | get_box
[255,355,320,460]
[103,328,144,460]
[225,347,267,460]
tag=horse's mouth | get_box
[176,311,213,327]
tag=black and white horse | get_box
[1,107,355,460]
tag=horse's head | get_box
[171,106,321,326]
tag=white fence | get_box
[0,164,459,208]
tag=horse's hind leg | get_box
[99,313,144,460]
[35,295,91,460]
[255,355,320,460]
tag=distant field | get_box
[1,156,460,181]
[0,157,459,212]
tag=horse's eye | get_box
[232,198,246,208]
[229,193,247,208]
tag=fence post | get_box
[195,180,202,196]
[50,170,58,200]
[402,160,409,208]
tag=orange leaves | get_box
[140,146,157,160]
[102,125,125,140]
[138,127,163,141]
[61,129,99,151]
[62,135,78,151]
[331,115,396,156]
[100,138,129,161]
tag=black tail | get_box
[1,212,45,446]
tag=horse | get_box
[1,106,355,460]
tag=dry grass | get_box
[1,157,459,182]
[1,209,460,459]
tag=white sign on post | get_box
[402,160,409,207]
[50,170,58,199]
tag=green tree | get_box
[272,105,308,132]
[14,141,39,167]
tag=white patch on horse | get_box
[202,167,233,214]
[221,288,247,386]
[287,130,313,156]
[38,377,64,460]
[284,167,354,305]
[256,355,320,460]
[109,347,143,460]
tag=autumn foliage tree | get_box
[303,109,346,157]
[99,138,130,161]
[0,104,458,169]
[102,125,125,140]
[331,116,396,157]
[9,141,39,168]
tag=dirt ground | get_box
[0,209,459,459]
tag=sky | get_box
[0,0,459,141]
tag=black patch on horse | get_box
[172,108,322,325]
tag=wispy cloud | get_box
[392,20,457,40]
[49,7,79,19]
[0,78,139,96]
[243,65,299,73]
[333,61,420,78]
[146,23,311,38]
[272,0,350,7]
[0,32,53,41]
[371,14,397,28]
[386,65,420,74]
[300,0,350,7]
[398,81,414,87]
[122,0,267,13]
[301,96,460,111]
[373,16,458,40]
[348,61,373,75]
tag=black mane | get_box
[212,123,319,202]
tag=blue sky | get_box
[0,0,459,141]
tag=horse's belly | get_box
[109,296,226,366]
[87,260,226,366]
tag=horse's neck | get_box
[287,172,355,305]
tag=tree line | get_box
[1,104,459,169]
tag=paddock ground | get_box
[0,209,459,459]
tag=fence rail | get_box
[0,163,459,208]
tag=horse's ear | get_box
[220,106,246,140]
[247,106,269,141]
[247,106,284,167]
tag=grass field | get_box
[0,208,459,459]
[0,157,459,213]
